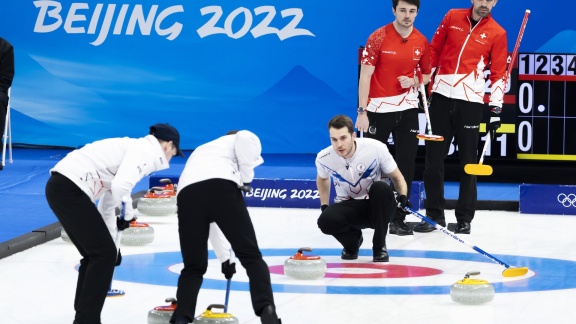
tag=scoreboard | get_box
[516,53,576,161]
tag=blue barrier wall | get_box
[520,184,576,215]
[151,175,424,209]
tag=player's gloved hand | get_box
[239,183,252,193]
[488,106,502,134]
[221,259,236,279]
[396,195,412,214]
[116,217,131,231]
[321,204,328,212]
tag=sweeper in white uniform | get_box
[45,123,184,324]
[170,130,281,324]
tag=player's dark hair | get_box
[392,0,420,10]
[328,115,355,134]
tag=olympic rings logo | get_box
[557,193,576,207]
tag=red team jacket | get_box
[361,23,431,112]
[430,7,507,107]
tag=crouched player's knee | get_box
[317,213,335,235]
[369,181,394,198]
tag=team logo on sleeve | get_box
[138,160,149,174]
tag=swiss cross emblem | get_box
[476,30,490,43]
[413,47,422,60]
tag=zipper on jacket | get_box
[450,15,483,98]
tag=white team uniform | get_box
[178,130,264,190]
[178,130,264,263]
[316,137,398,203]
[51,135,169,243]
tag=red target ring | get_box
[269,263,442,279]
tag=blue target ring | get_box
[113,248,576,295]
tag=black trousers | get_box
[45,173,117,324]
[317,181,395,251]
[172,179,275,322]
[365,108,419,222]
[423,93,484,223]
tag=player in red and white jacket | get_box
[356,0,430,236]
[415,0,507,235]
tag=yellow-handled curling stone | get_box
[193,304,239,323]
[450,271,495,304]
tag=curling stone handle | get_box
[206,304,226,311]
[165,297,177,305]
[298,247,313,253]
[465,271,481,278]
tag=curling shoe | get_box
[413,219,445,233]
[341,236,363,260]
[454,221,471,234]
[373,245,389,262]
[260,304,282,324]
[389,220,413,235]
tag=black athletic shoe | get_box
[389,221,414,235]
[341,235,363,260]
[260,304,282,324]
[454,221,471,234]
[413,220,445,233]
[341,248,358,260]
[373,245,389,262]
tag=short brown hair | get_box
[328,115,355,134]
[392,0,420,10]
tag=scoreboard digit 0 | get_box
[517,53,576,161]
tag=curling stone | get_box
[137,179,177,216]
[450,271,495,304]
[194,304,239,324]
[147,297,177,324]
[121,220,155,245]
[284,247,327,279]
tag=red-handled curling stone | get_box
[284,247,327,280]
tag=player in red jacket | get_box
[415,0,507,234]
[356,0,430,236]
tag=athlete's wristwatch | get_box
[357,107,366,114]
